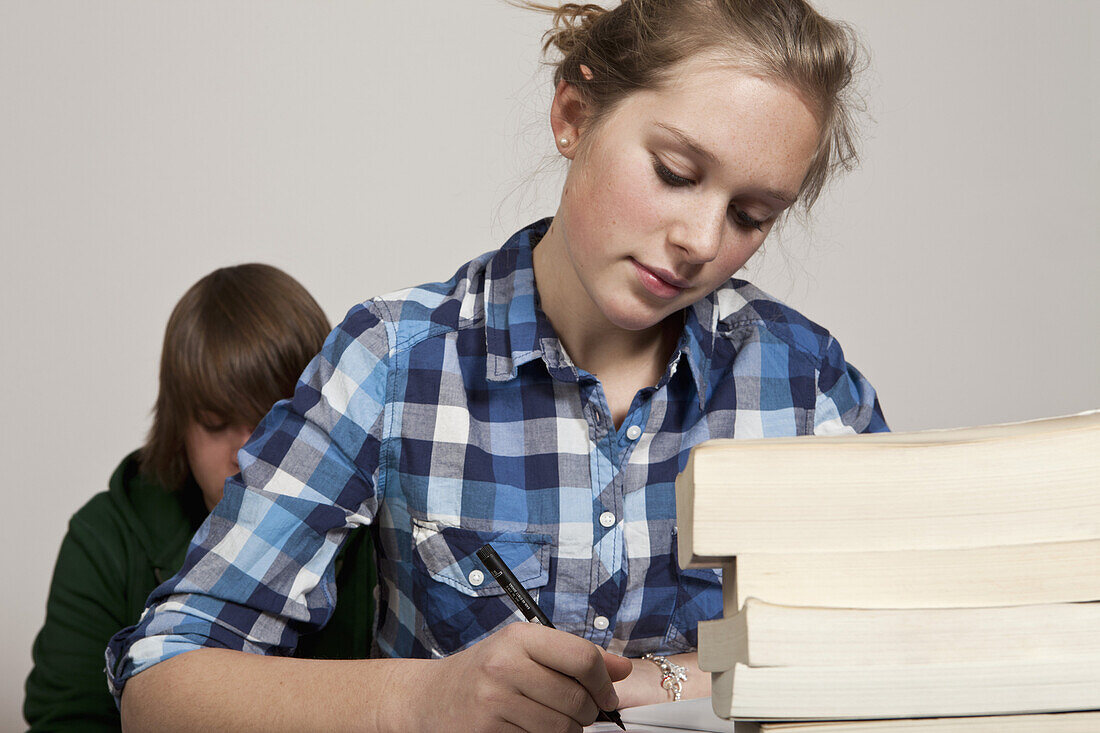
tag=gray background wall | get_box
[2,0,1096,726]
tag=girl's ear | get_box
[550,67,594,160]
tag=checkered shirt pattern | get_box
[106,218,886,698]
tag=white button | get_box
[593,615,610,630]
[599,511,615,528]
[468,569,484,586]
[626,425,642,440]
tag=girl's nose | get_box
[669,203,724,264]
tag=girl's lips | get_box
[631,259,685,299]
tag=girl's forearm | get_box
[120,647,433,732]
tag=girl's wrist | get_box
[641,653,688,702]
[615,652,673,708]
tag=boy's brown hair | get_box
[141,263,331,490]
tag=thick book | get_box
[676,411,1100,567]
[696,598,1100,667]
[703,659,1100,720]
[601,700,1100,732]
[724,539,1100,610]
[731,712,1100,732]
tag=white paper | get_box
[589,697,734,732]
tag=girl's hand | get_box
[408,622,632,733]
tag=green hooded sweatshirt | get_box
[24,451,376,731]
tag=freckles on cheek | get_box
[592,166,662,234]
[621,183,662,230]
[617,152,664,228]
[722,239,764,278]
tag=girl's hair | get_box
[141,263,331,490]
[518,0,865,212]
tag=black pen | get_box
[476,543,626,730]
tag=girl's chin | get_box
[602,300,677,333]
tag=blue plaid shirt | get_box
[106,218,886,698]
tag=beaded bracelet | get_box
[641,652,687,702]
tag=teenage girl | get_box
[109,2,886,731]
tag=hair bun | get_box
[536,2,610,57]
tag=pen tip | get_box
[597,708,626,729]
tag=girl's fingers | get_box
[511,660,600,725]
[516,625,621,711]
[500,688,585,733]
[601,648,634,681]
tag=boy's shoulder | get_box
[69,451,195,552]
[67,452,144,530]
[710,278,839,368]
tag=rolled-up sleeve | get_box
[106,300,392,701]
[812,334,888,435]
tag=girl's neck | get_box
[532,221,681,392]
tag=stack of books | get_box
[674,411,1100,732]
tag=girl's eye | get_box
[653,155,766,232]
[730,206,765,232]
[652,157,694,187]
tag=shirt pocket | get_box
[411,518,552,655]
[663,526,724,652]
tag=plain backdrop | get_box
[2,0,1097,726]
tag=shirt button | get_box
[468,569,484,586]
[599,511,615,528]
[625,425,642,440]
[593,615,610,630]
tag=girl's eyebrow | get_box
[655,122,720,166]
[654,122,797,205]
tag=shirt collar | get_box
[484,218,718,407]
[681,296,715,407]
[484,218,551,382]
